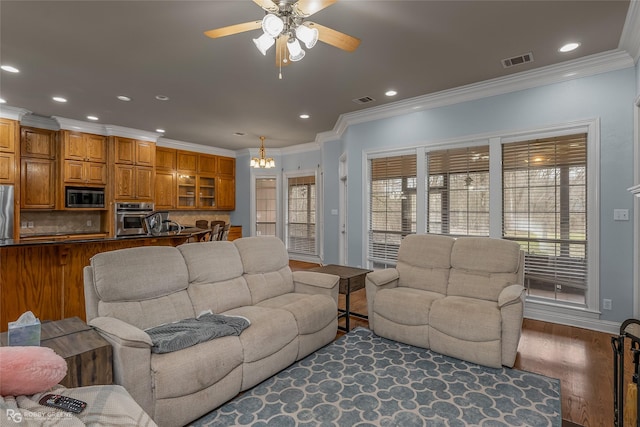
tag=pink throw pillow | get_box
[0,346,67,396]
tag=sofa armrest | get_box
[89,317,152,348]
[293,270,340,304]
[498,284,525,308]
[88,317,154,417]
[366,268,399,288]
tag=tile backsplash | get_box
[20,211,103,236]
[166,211,231,228]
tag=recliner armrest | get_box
[89,317,152,348]
[366,268,399,288]
[293,270,339,290]
[498,284,525,308]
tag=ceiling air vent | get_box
[501,52,534,68]
[353,96,376,105]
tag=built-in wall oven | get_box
[115,202,154,237]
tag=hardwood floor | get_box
[290,260,631,427]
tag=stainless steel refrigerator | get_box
[0,185,15,241]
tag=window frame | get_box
[284,169,322,262]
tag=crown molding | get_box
[21,114,60,131]
[158,137,236,158]
[620,0,640,62]
[103,125,160,142]
[54,117,108,135]
[0,105,30,121]
[322,50,634,142]
[280,141,320,155]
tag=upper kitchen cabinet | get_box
[177,151,197,173]
[217,156,235,177]
[156,147,176,171]
[198,154,217,174]
[21,127,56,159]
[155,147,176,209]
[0,118,18,184]
[113,137,155,167]
[20,127,56,209]
[110,136,155,202]
[60,131,107,186]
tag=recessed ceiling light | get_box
[156,128,165,133]
[155,95,170,101]
[0,98,6,104]
[87,115,99,121]
[299,114,310,119]
[385,90,398,97]
[1,65,19,73]
[52,96,67,103]
[559,42,580,53]
[117,95,132,102]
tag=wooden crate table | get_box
[1,316,112,388]
[310,264,372,332]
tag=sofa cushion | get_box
[244,268,295,304]
[373,287,445,326]
[234,236,289,274]
[257,293,336,335]
[151,335,243,400]
[90,246,188,302]
[98,291,195,331]
[429,296,501,342]
[448,237,522,301]
[396,234,454,294]
[178,241,244,284]
[223,305,297,364]
[188,277,252,315]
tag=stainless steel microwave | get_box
[65,187,105,208]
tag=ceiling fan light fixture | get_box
[253,32,275,55]
[287,38,305,62]
[295,24,318,49]
[262,14,284,37]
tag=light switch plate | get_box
[613,209,629,221]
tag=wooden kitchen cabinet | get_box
[0,153,15,184]
[114,164,154,201]
[113,137,155,167]
[177,151,197,173]
[63,131,106,163]
[63,160,107,185]
[216,175,235,210]
[156,147,176,170]
[0,118,18,153]
[21,127,56,159]
[21,157,55,208]
[218,156,235,176]
[155,170,176,209]
[198,154,217,174]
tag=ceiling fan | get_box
[204,0,360,68]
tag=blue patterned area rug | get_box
[190,327,561,427]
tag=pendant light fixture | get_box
[250,136,275,169]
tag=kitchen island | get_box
[0,229,209,332]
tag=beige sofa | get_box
[366,234,525,368]
[83,236,339,427]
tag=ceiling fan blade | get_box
[204,20,262,39]
[293,0,336,17]
[275,35,292,67]
[253,0,279,12]
[307,22,361,52]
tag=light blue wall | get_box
[229,152,251,238]
[321,68,636,322]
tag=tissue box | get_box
[8,319,41,346]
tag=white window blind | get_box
[256,178,276,236]
[502,133,587,305]
[427,146,490,236]
[368,155,417,266]
[286,175,316,255]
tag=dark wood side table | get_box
[311,264,372,332]
[1,317,113,388]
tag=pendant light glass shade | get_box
[287,38,305,62]
[262,14,284,37]
[253,33,275,55]
[295,24,318,49]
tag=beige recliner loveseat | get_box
[83,236,339,427]
[366,234,525,368]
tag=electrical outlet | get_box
[21,222,27,229]
[27,221,34,228]
[603,299,612,310]
[613,209,629,221]
[86,220,92,227]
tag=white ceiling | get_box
[0,0,633,151]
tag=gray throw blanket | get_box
[145,313,250,354]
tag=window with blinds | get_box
[502,133,587,305]
[286,175,316,255]
[369,155,417,267]
[256,178,277,236]
[427,146,490,236]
